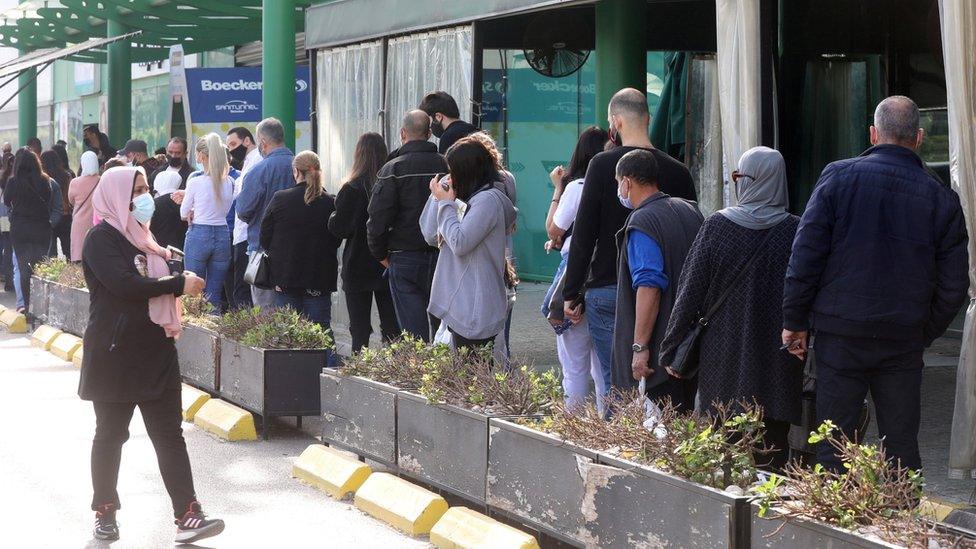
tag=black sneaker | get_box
[175,501,224,544]
[93,505,119,541]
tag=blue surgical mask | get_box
[617,187,634,210]
[131,193,155,224]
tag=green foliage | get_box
[34,257,86,288]
[181,295,215,329]
[215,306,332,350]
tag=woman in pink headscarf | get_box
[78,167,224,544]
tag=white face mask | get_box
[617,179,634,210]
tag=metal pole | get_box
[594,0,648,128]
[262,0,296,151]
[107,19,132,145]
[17,48,37,147]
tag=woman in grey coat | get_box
[420,137,517,353]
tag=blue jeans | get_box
[183,224,231,313]
[275,288,336,367]
[541,257,567,318]
[12,249,24,309]
[585,285,616,392]
[387,250,438,342]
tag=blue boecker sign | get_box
[185,67,311,123]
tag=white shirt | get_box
[181,173,234,226]
[233,147,262,245]
[553,178,585,258]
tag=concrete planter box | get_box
[29,276,49,321]
[487,418,611,547]
[751,505,899,548]
[175,324,220,393]
[594,453,752,548]
[45,282,89,337]
[218,338,327,436]
[319,369,399,467]
[396,391,493,505]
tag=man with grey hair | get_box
[235,117,296,308]
[367,109,447,341]
[783,95,969,472]
[563,87,697,394]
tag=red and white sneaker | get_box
[175,501,224,544]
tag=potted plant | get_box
[33,257,88,336]
[397,348,561,506]
[320,336,431,467]
[216,307,333,438]
[175,295,221,393]
[751,422,976,549]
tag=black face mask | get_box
[430,117,446,139]
[230,144,247,163]
[167,155,183,168]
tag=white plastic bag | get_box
[638,378,668,440]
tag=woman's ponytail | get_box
[196,133,230,205]
[294,151,324,205]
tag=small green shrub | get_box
[215,306,332,350]
[181,295,216,329]
[34,257,86,288]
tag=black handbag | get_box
[667,229,776,378]
[243,250,273,289]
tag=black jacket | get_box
[328,176,385,292]
[78,222,186,402]
[150,194,188,251]
[438,120,479,154]
[366,140,447,260]
[148,163,193,193]
[260,183,340,291]
[783,145,969,344]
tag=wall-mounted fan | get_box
[522,12,591,78]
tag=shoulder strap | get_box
[699,227,777,326]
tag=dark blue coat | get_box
[783,145,969,345]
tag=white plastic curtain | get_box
[941,0,976,480]
[316,40,385,194]
[384,26,474,152]
[687,55,724,216]
[715,0,761,206]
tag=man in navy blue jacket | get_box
[782,96,969,472]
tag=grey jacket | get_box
[420,186,518,340]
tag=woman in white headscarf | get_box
[67,150,101,261]
[659,146,801,470]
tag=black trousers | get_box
[645,375,698,414]
[91,386,196,518]
[450,328,496,354]
[814,331,924,471]
[344,288,400,353]
[12,223,52,311]
[223,241,252,310]
[50,216,71,258]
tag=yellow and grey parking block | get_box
[180,384,211,422]
[0,308,28,333]
[354,472,448,536]
[72,346,84,368]
[50,333,82,362]
[192,398,257,441]
[293,444,372,500]
[918,496,967,522]
[31,325,62,350]
[430,507,540,549]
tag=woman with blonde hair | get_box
[180,133,234,312]
[260,150,340,333]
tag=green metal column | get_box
[595,0,647,127]
[262,0,296,150]
[17,48,37,147]
[107,19,131,144]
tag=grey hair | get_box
[874,96,920,145]
[256,117,285,145]
[609,88,649,120]
[402,109,431,140]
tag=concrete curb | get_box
[180,384,211,422]
[430,507,540,549]
[72,346,84,368]
[31,325,62,350]
[918,496,968,522]
[0,307,27,333]
[354,472,448,536]
[50,333,82,362]
[192,398,257,441]
[293,444,372,500]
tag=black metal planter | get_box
[487,418,611,547]
[218,337,328,438]
[319,369,399,467]
[175,324,220,393]
[750,504,899,548]
[396,391,494,505]
[29,276,49,322]
[595,453,752,549]
[45,282,89,337]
